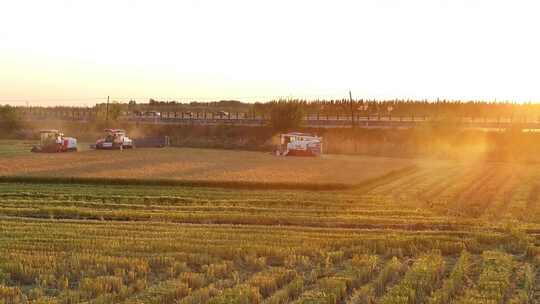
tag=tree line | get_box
[6,99,540,133]
[101,99,540,118]
[0,105,22,136]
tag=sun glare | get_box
[1,0,539,105]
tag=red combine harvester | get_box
[31,130,78,153]
[275,132,323,156]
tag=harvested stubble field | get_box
[1,141,540,303]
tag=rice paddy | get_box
[0,141,539,303]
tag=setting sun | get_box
[1,0,540,105]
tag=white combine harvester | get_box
[276,132,323,156]
[31,130,77,153]
[95,129,134,150]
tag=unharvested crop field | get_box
[0,141,412,187]
[1,141,540,303]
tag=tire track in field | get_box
[523,182,540,222]
[378,167,446,206]
[412,165,481,214]
[484,167,523,220]
[392,166,454,194]
[460,165,517,219]
[414,166,465,200]
[442,164,502,218]
[357,166,420,194]
[369,167,427,194]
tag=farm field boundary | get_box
[0,166,416,191]
[0,176,347,191]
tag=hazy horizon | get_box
[2,0,540,106]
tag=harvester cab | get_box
[31,130,78,153]
[95,129,134,150]
[277,132,322,156]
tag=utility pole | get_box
[106,96,109,127]
[349,90,355,127]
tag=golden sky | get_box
[1,0,539,106]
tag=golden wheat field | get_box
[1,140,540,303]
[0,141,413,185]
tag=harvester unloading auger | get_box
[31,130,78,153]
